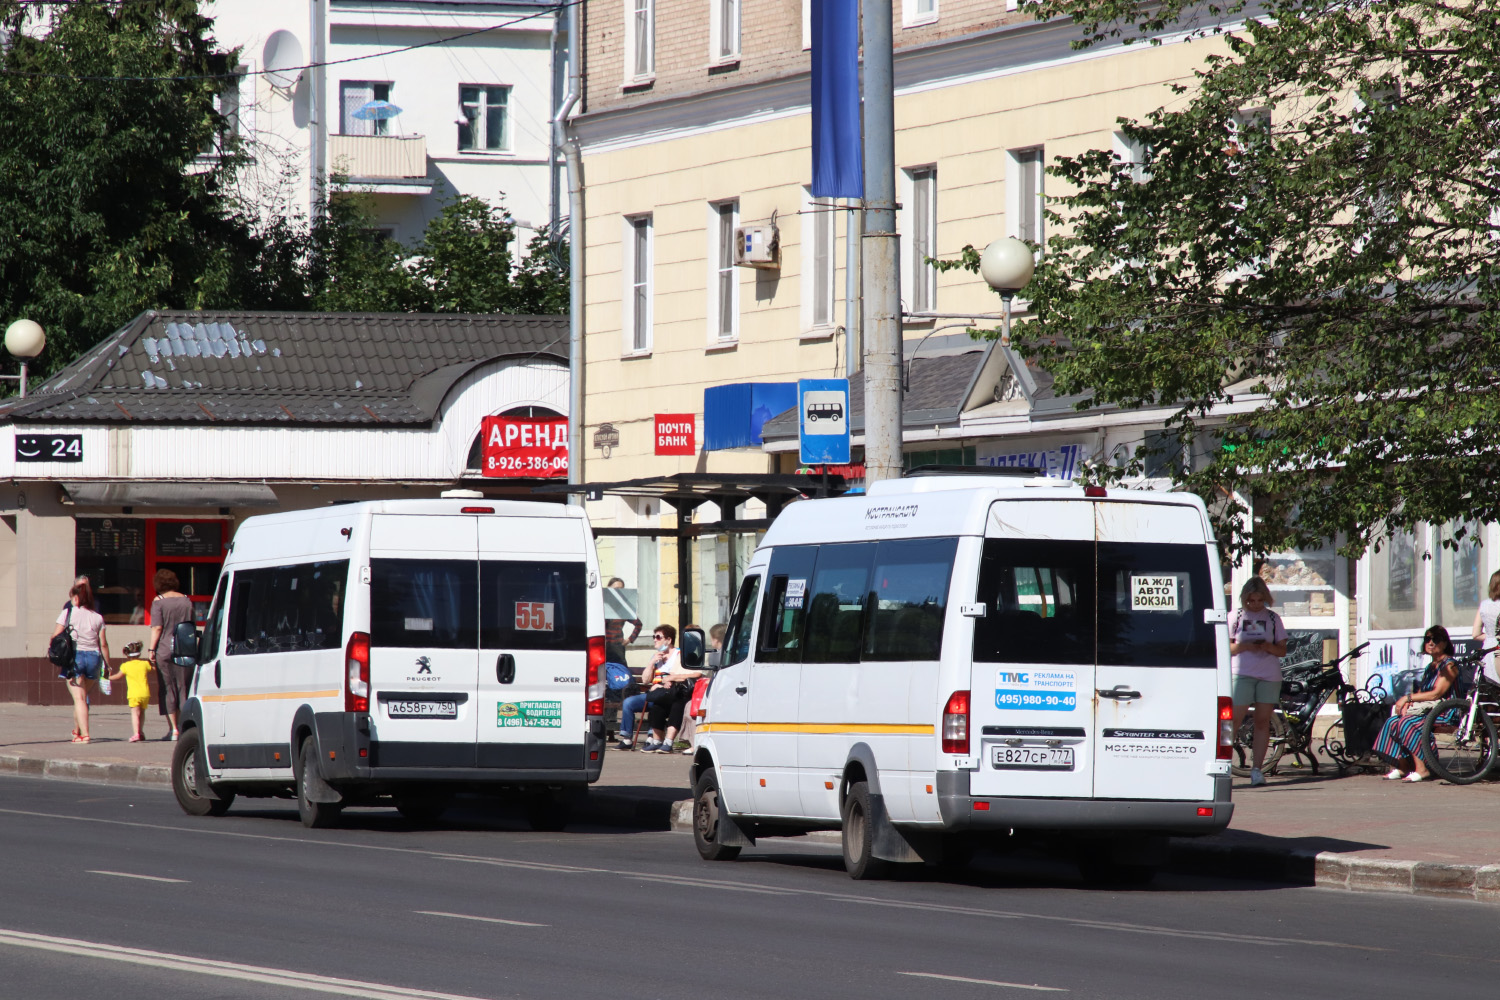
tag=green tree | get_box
[979,0,1500,557]
[0,0,269,373]
[411,195,570,315]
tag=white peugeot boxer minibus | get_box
[169,497,607,829]
[688,471,1234,882]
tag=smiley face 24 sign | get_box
[16,434,83,463]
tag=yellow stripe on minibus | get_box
[695,722,934,736]
[199,689,341,703]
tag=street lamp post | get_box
[979,237,1036,348]
[2,319,46,398]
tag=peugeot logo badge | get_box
[415,655,432,675]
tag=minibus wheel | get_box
[840,782,890,880]
[296,738,343,829]
[171,730,234,817]
[692,768,741,861]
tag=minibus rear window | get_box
[370,559,477,649]
[973,540,1217,667]
[480,561,587,650]
[1097,542,1215,668]
[973,540,1094,665]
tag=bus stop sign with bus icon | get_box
[798,378,850,465]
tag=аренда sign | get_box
[480,415,569,478]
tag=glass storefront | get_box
[74,517,227,625]
[1368,527,1428,633]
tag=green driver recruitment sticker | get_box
[497,701,563,728]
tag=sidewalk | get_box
[4,703,1497,901]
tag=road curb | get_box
[0,752,170,788]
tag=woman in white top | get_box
[1471,571,1500,685]
[50,580,110,744]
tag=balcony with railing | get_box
[329,134,433,195]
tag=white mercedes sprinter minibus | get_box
[688,472,1234,882]
[169,498,607,829]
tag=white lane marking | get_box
[415,910,548,928]
[87,870,188,884]
[0,927,494,1000]
[0,806,1398,956]
[899,971,1067,992]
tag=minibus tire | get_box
[840,782,890,880]
[692,768,741,861]
[171,731,234,817]
[296,738,343,829]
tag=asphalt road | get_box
[0,775,1494,1000]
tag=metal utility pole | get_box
[845,201,862,379]
[860,0,902,483]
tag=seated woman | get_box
[1374,625,1462,782]
[643,624,709,753]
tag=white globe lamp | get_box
[978,238,1035,346]
[3,319,46,397]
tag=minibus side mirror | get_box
[680,627,706,669]
[172,622,201,666]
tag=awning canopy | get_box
[60,482,280,508]
[534,472,846,519]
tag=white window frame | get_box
[707,201,740,343]
[801,187,838,336]
[900,166,938,315]
[801,0,811,50]
[903,0,939,28]
[624,0,655,83]
[458,85,510,152]
[340,80,392,137]
[710,0,741,64]
[623,215,654,355]
[1007,146,1045,248]
[1113,131,1149,184]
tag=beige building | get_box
[566,1,1254,640]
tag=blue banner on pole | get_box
[811,0,863,199]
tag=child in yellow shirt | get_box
[110,642,153,743]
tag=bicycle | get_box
[1418,646,1500,784]
[1231,641,1370,778]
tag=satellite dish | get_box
[262,30,305,91]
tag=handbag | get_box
[48,607,76,674]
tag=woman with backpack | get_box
[50,579,110,744]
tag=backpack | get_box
[48,607,76,673]
[604,661,633,692]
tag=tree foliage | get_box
[0,2,569,380]
[994,0,1500,557]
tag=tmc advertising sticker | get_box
[995,669,1078,712]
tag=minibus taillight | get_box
[1217,697,1234,760]
[346,631,371,713]
[1083,485,1107,498]
[942,690,970,754]
[586,636,607,716]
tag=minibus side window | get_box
[201,575,229,660]
[863,537,957,662]
[972,540,1094,665]
[722,575,761,666]
[757,545,817,663]
[802,542,875,664]
[1097,542,1215,668]
[369,559,477,649]
[480,561,587,650]
[226,560,349,655]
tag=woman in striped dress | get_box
[1374,625,1461,783]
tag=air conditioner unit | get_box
[733,224,779,269]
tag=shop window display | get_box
[75,518,225,625]
[1257,549,1337,618]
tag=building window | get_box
[340,81,391,136]
[712,0,741,62]
[1009,146,1044,247]
[75,518,226,626]
[625,215,653,354]
[801,0,811,50]
[709,201,739,341]
[906,166,937,314]
[626,0,654,81]
[459,85,509,151]
[903,0,938,27]
[803,188,837,332]
[1113,131,1149,184]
